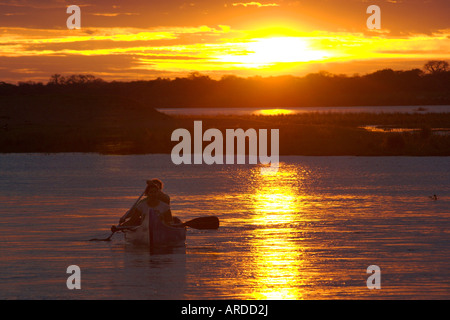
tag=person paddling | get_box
[89,179,219,242]
[119,179,173,226]
[148,178,171,205]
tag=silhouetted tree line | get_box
[1,61,449,107]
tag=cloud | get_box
[90,12,140,17]
[0,25,234,59]
[232,2,280,8]
[0,0,449,82]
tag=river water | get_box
[0,154,449,299]
[157,105,450,116]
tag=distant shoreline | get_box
[1,111,449,156]
[156,105,450,116]
[156,104,450,109]
[2,68,450,108]
[2,70,450,155]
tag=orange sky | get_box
[0,0,449,83]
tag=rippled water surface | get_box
[157,105,450,116]
[0,154,449,299]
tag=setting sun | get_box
[0,1,449,82]
[217,36,330,68]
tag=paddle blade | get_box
[184,216,219,230]
[88,233,113,241]
[89,237,112,242]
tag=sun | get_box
[247,37,316,63]
[218,36,330,68]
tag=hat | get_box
[147,179,163,190]
[146,180,157,187]
[145,180,159,193]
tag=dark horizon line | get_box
[1,61,449,86]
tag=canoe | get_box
[123,208,186,247]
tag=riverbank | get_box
[1,98,449,155]
[174,113,450,156]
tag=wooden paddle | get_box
[183,216,220,230]
[89,191,219,241]
[89,216,220,241]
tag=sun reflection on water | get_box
[247,165,306,299]
[253,108,294,116]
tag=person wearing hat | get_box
[119,179,173,226]
[147,178,170,205]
